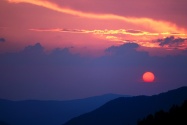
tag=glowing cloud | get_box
[29,28,186,36]
[7,0,187,33]
[29,28,187,49]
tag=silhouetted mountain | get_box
[63,86,187,125]
[0,121,10,125]
[138,99,187,125]
[0,94,128,125]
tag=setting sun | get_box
[143,72,155,82]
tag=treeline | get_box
[137,100,187,125]
[0,121,10,125]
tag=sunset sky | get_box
[0,0,187,100]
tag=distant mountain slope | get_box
[63,86,187,125]
[0,94,128,125]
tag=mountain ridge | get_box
[0,93,128,125]
[63,86,187,125]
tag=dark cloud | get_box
[23,43,44,54]
[0,42,187,100]
[126,29,143,33]
[157,36,186,47]
[0,38,5,42]
[105,43,139,56]
[61,28,88,33]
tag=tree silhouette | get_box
[0,121,10,125]
[137,100,187,125]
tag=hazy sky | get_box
[0,0,187,100]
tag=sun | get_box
[142,72,155,82]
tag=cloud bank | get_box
[0,43,187,100]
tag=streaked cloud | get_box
[7,0,187,33]
[30,28,186,36]
[29,28,187,49]
[29,28,92,33]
